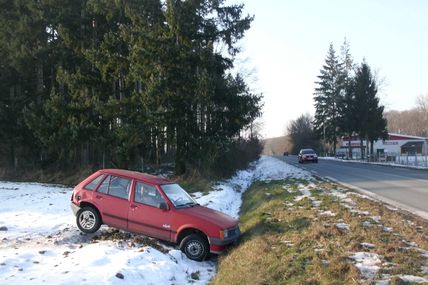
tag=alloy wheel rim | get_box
[79,210,96,230]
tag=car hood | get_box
[179,205,238,229]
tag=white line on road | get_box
[325,176,428,220]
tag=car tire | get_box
[76,206,101,234]
[180,234,209,261]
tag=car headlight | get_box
[220,227,239,239]
[219,229,229,239]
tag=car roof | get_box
[98,169,172,185]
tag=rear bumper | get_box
[71,202,81,216]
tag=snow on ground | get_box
[0,156,308,285]
[195,156,311,218]
[349,252,381,281]
[2,156,427,284]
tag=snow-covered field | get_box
[3,157,426,284]
[0,156,309,285]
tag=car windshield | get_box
[302,149,316,154]
[160,183,197,208]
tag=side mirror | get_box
[158,201,169,210]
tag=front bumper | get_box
[208,226,240,254]
[71,202,81,216]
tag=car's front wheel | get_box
[180,234,209,261]
[76,206,101,234]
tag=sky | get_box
[227,0,428,138]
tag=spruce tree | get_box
[351,62,387,159]
[337,39,357,158]
[313,43,345,155]
[0,0,261,175]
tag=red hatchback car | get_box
[71,169,240,261]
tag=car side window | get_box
[84,174,105,191]
[97,175,110,194]
[96,175,131,200]
[108,176,131,199]
[135,182,165,207]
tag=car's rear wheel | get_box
[76,206,101,233]
[180,234,209,261]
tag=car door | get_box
[94,175,131,229]
[128,181,172,241]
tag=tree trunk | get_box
[175,126,186,175]
[348,135,352,159]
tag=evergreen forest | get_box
[0,0,263,177]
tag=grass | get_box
[173,172,213,195]
[211,179,428,285]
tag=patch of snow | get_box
[382,226,393,232]
[329,190,348,200]
[371,216,381,223]
[397,275,428,283]
[0,182,216,285]
[1,155,312,284]
[375,277,390,285]
[294,183,319,204]
[294,195,308,202]
[318,210,336,217]
[280,240,294,247]
[253,156,312,181]
[402,240,418,247]
[361,243,375,249]
[0,182,73,240]
[336,223,350,230]
[385,205,398,211]
[413,247,428,258]
[349,252,381,281]
[196,156,311,219]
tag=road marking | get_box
[324,176,428,220]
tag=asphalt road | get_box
[276,155,428,219]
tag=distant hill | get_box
[262,136,292,155]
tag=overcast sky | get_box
[227,0,428,138]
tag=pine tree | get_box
[337,39,357,158]
[351,62,387,159]
[0,0,261,175]
[0,0,53,168]
[313,43,345,155]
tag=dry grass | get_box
[212,179,428,285]
[173,172,213,195]
[0,166,94,186]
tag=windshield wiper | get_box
[177,202,196,208]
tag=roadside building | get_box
[338,133,428,161]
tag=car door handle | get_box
[95,195,102,199]
[130,204,137,209]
